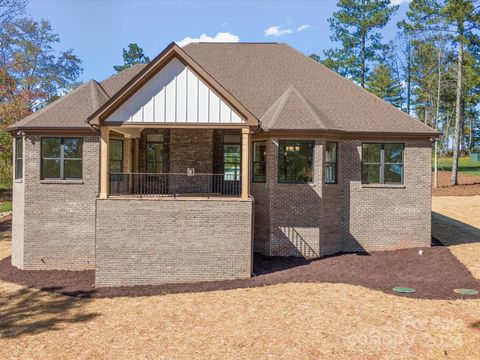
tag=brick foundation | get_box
[95,198,253,287]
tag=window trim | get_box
[278,140,315,184]
[14,137,23,180]
[41,137,83,180]
[325,141,338,184]
[252,140,266,183]
[361,142,404,185]
[109,139,124,173]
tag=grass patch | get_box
[0,201,12,213]
[433,156,480,177]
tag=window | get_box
[252,141,266,182]
[325,142,337,184]
[146,133,164,173]
[41,138,83,180]
[109,139,123,173]
[362,143,404,184]
[278,140,314,183]
[14,138,23,180]
[224,134,241,181]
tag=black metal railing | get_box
[108,173,241,197]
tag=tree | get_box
[0,16,82,182]
[324,0,398,87]
[1,18,83,108]
[366,63,403,107]
[0,0,26,29]
[443,0,480,185]
[113,43,150,73]
[402,0,480,185]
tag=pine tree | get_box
[366,63,403,107]
[113,43,150,73]
[324,0,398,87]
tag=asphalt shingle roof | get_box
[7,43,437,135]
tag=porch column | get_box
[99,126,110,199]
[241,127,251,200]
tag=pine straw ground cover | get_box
[432,196,480,279]
[1,216,480,359]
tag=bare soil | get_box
[433,171,480,196]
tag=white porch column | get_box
[241,127,251,200]
[99,126,109,199]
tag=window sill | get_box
[361,184,405,189]
[40,179,84,185]
[14,179,23,183]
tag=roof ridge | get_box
[292,87,341,131]
[263,86,295,130]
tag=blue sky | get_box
[27,0,412,82]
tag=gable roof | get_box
[7,42,438,136]
[87,42,257,126]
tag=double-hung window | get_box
[14,138,23,180]
[252,141,266,182]
[362,143,404,184]
[41,138,83,180]
[278,140,314,183]
[325,142,337,184]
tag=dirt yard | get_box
[1,206,480,359]
[433,171,480,196]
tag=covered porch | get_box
[99,125,252,199]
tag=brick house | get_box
[6,42,438,287]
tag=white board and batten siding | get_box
[106,58,244,124]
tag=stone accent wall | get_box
[252,137,432,258]
[11,134,99,270]
[95,198,253,287]
[170,129,213,173]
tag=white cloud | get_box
[264,25,293,37]
[390,0,411,5]
[176,32,240,47]
[297,24,311,32]
[221,22,228,27]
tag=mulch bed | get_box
[1,246,479,301]
[433,171,480,196]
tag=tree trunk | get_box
[442,112,451,155]
[468,116,473,149]
[433,49,442,189]
[361,0,366,87]
[407,42,411,114]
[451,27,463,186]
